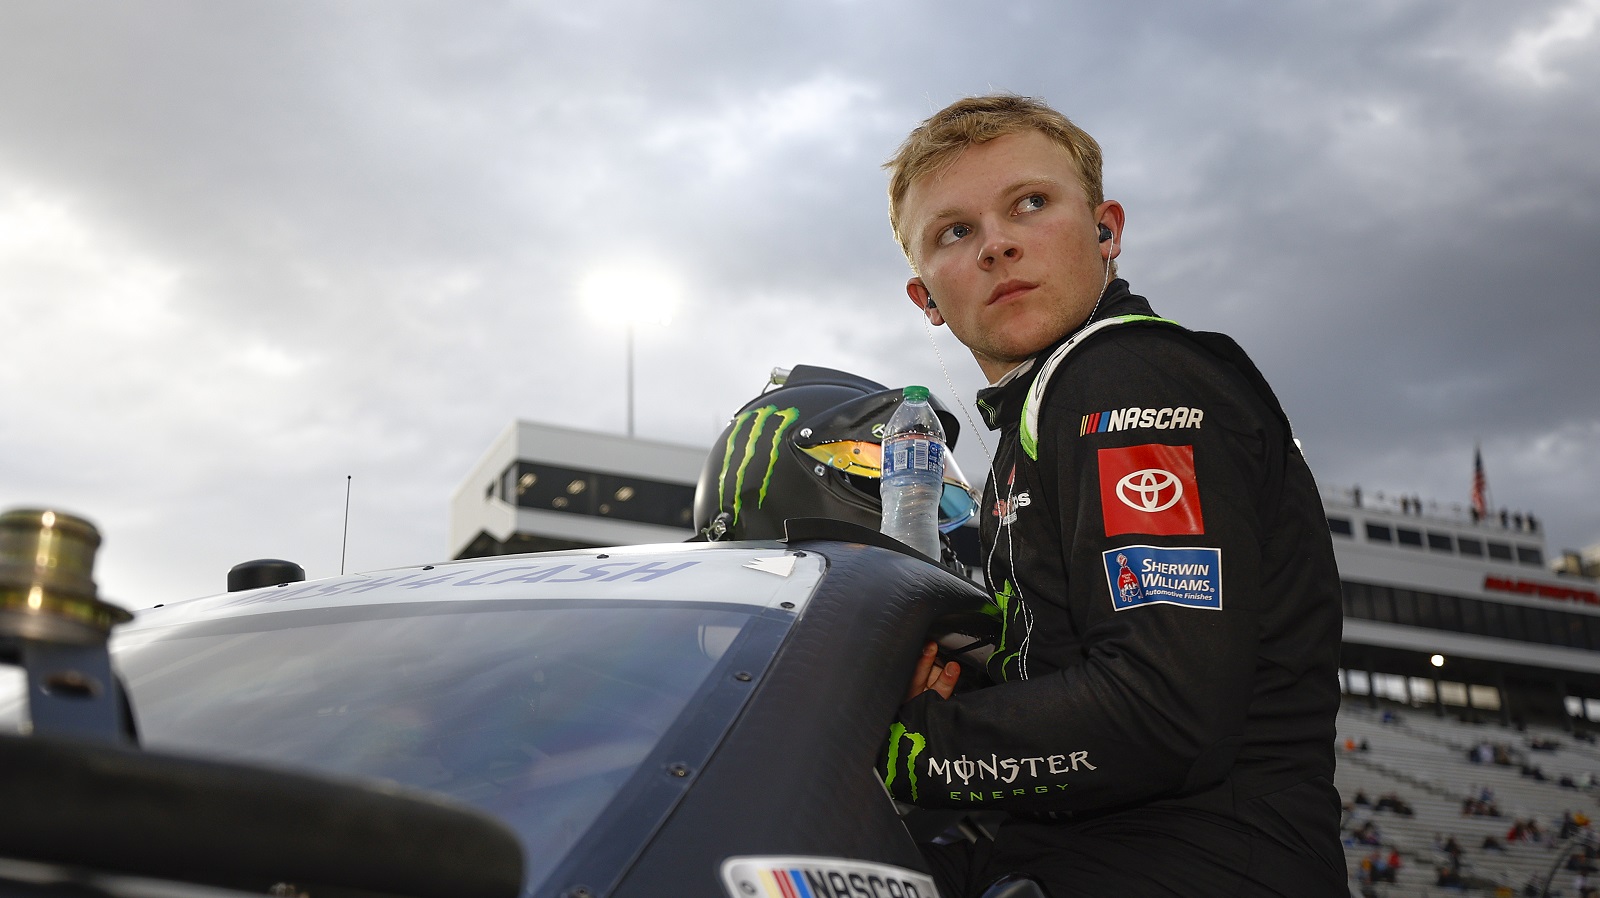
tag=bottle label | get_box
[883,436,943,476]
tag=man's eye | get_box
[937,223,971,246]
[1016,194,1047,213]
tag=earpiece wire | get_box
[912,241,1114,681]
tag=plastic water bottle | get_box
[880,385,946,560]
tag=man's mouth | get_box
[987,280,1037,305]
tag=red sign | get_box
[1484,575,1600,606]
[1098,444,1204,536]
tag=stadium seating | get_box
[1336,702,1600,897]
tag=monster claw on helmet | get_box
[692,365,976,546]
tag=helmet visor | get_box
[798,440,978,532]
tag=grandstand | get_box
[1336,704,1600,896]
[1326,487,1600,896]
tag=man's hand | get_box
[905,640,960,702]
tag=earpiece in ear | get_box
[1098,224,1113,243]
[925,295,937,311]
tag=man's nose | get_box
[978,232,1021,268]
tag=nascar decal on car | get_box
[1097,443,1204,536]
[1103,545,1223,611]
[721,856,936,898]
[226,559,704,606]
[1080,405,1203,436]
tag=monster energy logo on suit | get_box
[715,405,800,525]
[884,722,927,801]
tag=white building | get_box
[449,421,706,559]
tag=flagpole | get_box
[1471,443,1490,524]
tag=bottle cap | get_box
[902,385,929,402]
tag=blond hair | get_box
[885,94,1106,257]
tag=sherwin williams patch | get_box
[720,856,937,898]
[1102,545,1223,611]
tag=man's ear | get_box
[1095,200,1127,260]
[907,278,944,326]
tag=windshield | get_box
[42,600,760,892]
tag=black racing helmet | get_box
[693,364,978,542]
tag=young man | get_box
[880,95,1346,896]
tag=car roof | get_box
[119,542,823,634]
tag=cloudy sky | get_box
[3,1,1597,608]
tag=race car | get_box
[1,513,1013,898]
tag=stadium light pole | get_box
[580,264,681,438]
[625,322,635,437]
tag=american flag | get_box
[1471,445,1489,520]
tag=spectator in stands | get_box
[1508,818,1546,844]
[1482,834,1505,851]
[1359,737,1370,751]
[1439,834,1463,865]
[1352,819,1382,846]
[1353,789,1371,806]
[1376,792,1415,816]
[1380,847,1402,883]
[1362,848,1397,885]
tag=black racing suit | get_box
[884,282,1346,897]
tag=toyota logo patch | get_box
[1115,468,1183,513]
[1097,444,1205,536]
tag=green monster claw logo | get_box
[993,580,1021,680]
[716,405,800,525]
[884,722,926,801]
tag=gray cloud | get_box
[1,0,1596,605]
